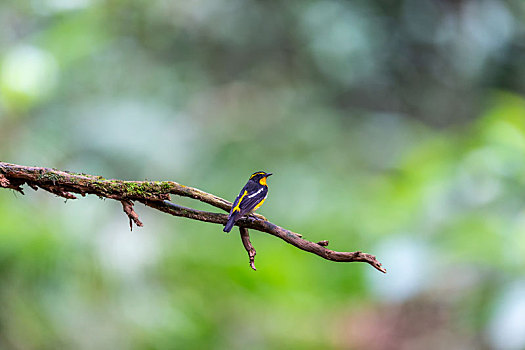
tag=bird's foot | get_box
[250,213,267,221]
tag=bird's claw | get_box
[250,214,267,221]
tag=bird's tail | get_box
[223,215,237,233]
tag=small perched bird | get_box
[223,171,272,233]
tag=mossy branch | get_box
[0,162,386,273]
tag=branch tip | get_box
[121,200,144,230]
[239,227,257,271]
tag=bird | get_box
[223,171,272,233]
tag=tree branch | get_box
[0,162,386,273]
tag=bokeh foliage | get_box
[2,0,525,349]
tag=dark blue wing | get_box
[228,181,267,218]
[236,183,267,216]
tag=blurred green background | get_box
[2,0,525,349]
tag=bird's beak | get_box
[266,173,273,177]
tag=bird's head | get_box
[249,171,272,186]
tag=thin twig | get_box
[239,227,257,271]
[121,200,144,230]
[0,162,386,273]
